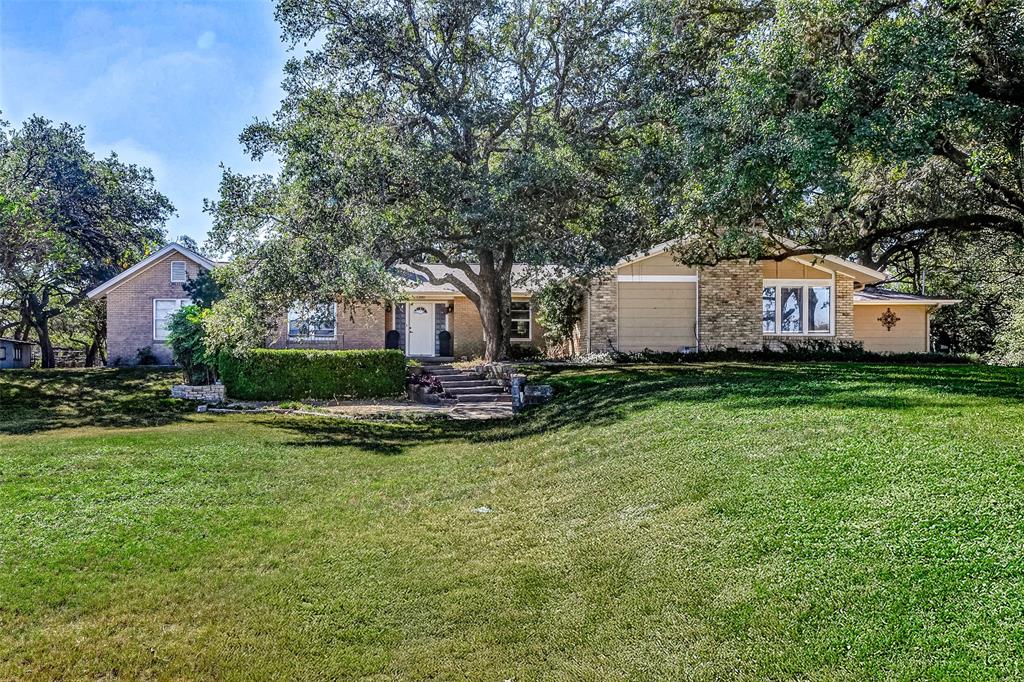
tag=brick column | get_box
[587,272,617,352]
[698,261,763,351]
[834,276,855,341]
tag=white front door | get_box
[407,303,435,356]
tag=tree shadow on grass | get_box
[0,367,194,435]
[267,362,1024,457]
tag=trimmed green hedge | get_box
[218,349,407,400]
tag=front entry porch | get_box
[386,299,454,359]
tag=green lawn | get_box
[2,363,1024,680]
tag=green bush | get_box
[217,348,406,400]
[167,305,216,385]
[607,341,972,366]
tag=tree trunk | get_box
[36,321,55,368]
[473,252,514,361]
[85,334,102,367]
[26,295,56,368]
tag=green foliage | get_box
[533,276,587,355]
[207,0,657,360]
[166,305,216,385]
[0,116,172,366]
[654,0,1024,269]
[989,299,1024,366]
[217,348,406,400]
[182,269,224,309]
[608,341,971,366]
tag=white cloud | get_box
[196,30,216,50]
[96,137,168,182]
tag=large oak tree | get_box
[207,0,658,360]
[654,0,1024,271]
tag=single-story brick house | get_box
[86,241,958,365]
[0,338,35,369]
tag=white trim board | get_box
[616,275,698,283]
[853,299,960,306]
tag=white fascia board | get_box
[853,299,961,306]
[616,274,698,282]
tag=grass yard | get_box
[2,363,1024,680]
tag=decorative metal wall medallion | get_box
[878,307,901,331]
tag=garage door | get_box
[617,282,697,352]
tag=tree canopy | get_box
[0,116,172,366]
[207,0,659,359]
[655,0,1024,270]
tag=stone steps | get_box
[422,364,512,407]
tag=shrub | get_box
[605,341,972,366]
[136,346,159,366]
[167,305,216,385]
[217,348,406,400]
[534,276,587,355]
[510,344,545,361]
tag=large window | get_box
[154,299,190,341]
[288,303,336,340]
[762,283,832,335]
[510,301,531,340]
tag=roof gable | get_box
[86,243,216,300]
[616,237,888,284]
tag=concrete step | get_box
[439,379,492,388]
[456,393,513,403]
[446,385,506,396]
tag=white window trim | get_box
[616,274,699,283]
[288,303,338,341]
[153,298,190,342]
[170,261,187,283]
[763,277,835,337]
[13,345,22,361]
[510,300,532,342]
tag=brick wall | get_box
[587,273,617,352]
[106,252,202,365]
[453,297,485,358]
[451,297,546,359]
[697,260,764,351]
[834,276,855,340]
[269,302,386,351]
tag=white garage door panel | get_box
[617,282,697,352]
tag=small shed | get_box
[0,338,35,369]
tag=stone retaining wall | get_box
[171,384,226,402]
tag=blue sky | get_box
[0,0,287,244]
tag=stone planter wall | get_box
[171,384,226,402]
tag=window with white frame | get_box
[510,301,531,340]
[170,261,187,283]
[288,303,336,340]
[762,282,832,335]
[154,299,190,341]
[13,345,22,361]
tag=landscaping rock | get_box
[524,384,554,405]
[171,384,226,402]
